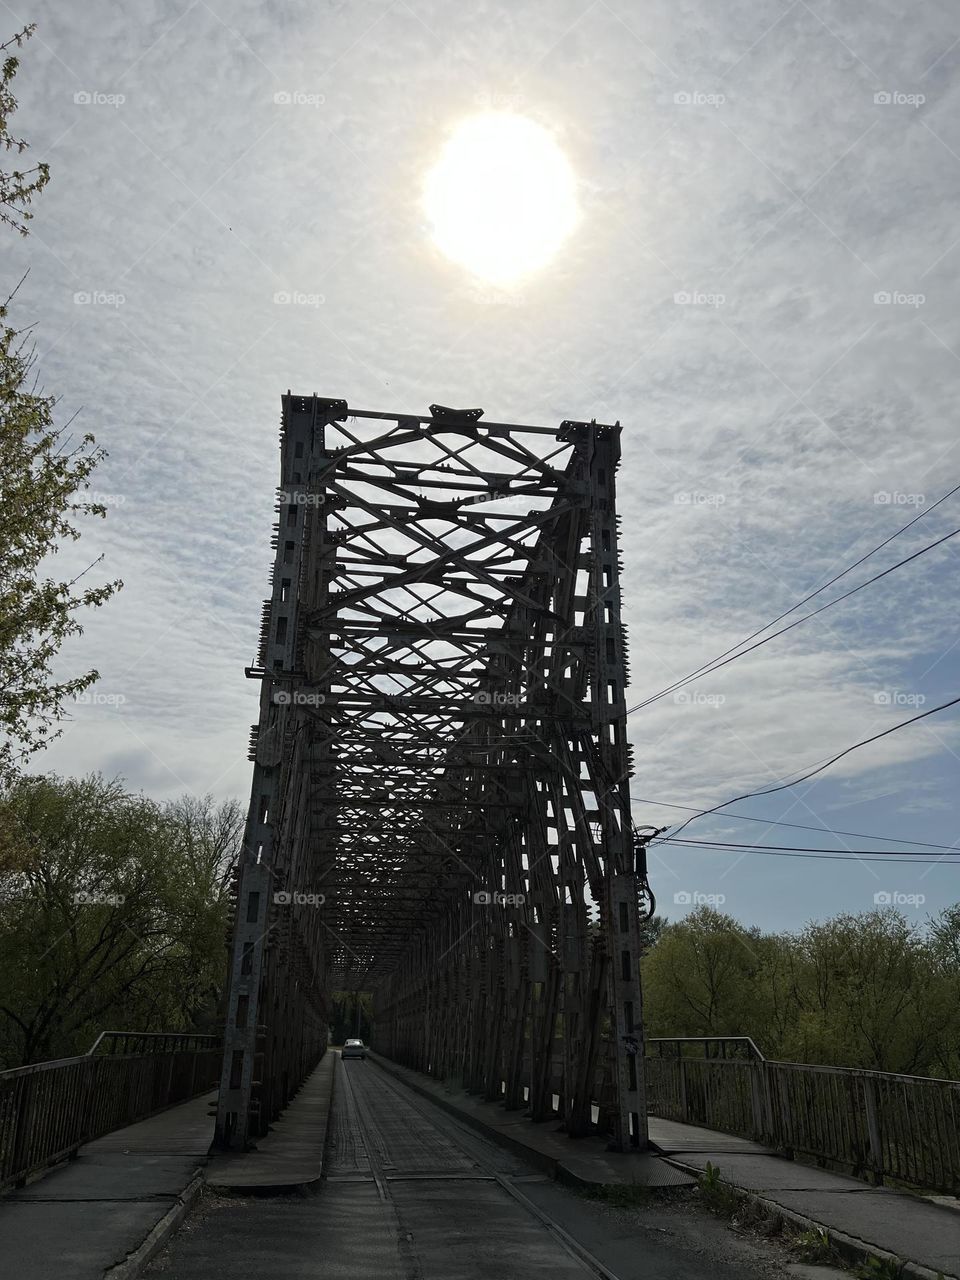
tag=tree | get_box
[927,904,960,1076]
[0,773,243,1066]
[1,24,120,782]
[791,910,957,1075]
[641,907,768,1041]
[1,26,49,235]
[330,991,373,1044]
[929,902,960,970]
[638,911,667,955]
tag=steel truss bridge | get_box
[215,395,654,1153]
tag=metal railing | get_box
[648,1035,764,1060]
[645,1036,960,1193]
[87,1031,220,1057]
[0,1032,221,1192]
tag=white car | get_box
[341,1038,366,1060]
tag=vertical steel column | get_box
[605,874,648,1147]
[214,398,317,1149]
[588,426,648,1151]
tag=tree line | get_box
[5,769,959,1078]
[641,904,960,1078]
[0,773,242,1067]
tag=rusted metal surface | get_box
[0,1034,220,1192]
[216,397,651,1151]
[645,1036,960,1192]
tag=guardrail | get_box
[0,1032,221,1192]
[645,1036,960,1193]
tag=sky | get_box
[5,0,960,934]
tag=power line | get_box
[626,477,960,719]
[630,794,960,852]
[629,481,960,713]
[626,522,960,716]
[655,836,960,857]
[662,692,960,841]
[655,838,960,866]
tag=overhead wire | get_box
[626,522,960,716]
[654,838,960,866]
[659,692,960,841]
[626,478,960,717]
[655,835,960,858]
[630,794,960,852]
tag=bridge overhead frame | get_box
[215,395,651,1152]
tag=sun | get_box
[423,113,579,288]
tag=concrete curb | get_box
[101,1170,204,1280]
[662,1156,957,1280]
[204,1170,326,1195]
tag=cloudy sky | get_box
[7,0,960,931]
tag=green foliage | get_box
[792,1226,834,1263]
[1,27,50,235]
[0,324,122,778]
[642,905,960,1077]
[854,1254,905,1280]
[638,911,666,954]
[697,1161,739,1214]
[641,906,769,1037]
[790,912,953,1072]
[330,990,373,1044]
[1,24,120,780]
[0,774,243,1066]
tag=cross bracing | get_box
[215,396,652,1154]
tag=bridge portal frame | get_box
[215,397,650,1152]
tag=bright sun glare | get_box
[423,113,579,288]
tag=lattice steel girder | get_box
[215,397,650,1153]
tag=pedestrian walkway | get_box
[0,1055,339,1280]
[0,1089,215,1280]
[206,1051,335,1191]
[651,1116,960,1280]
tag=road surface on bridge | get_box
[146,1054,811,1280]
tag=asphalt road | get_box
[145,1055,811,1280]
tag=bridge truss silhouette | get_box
[215,396,652,1152]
